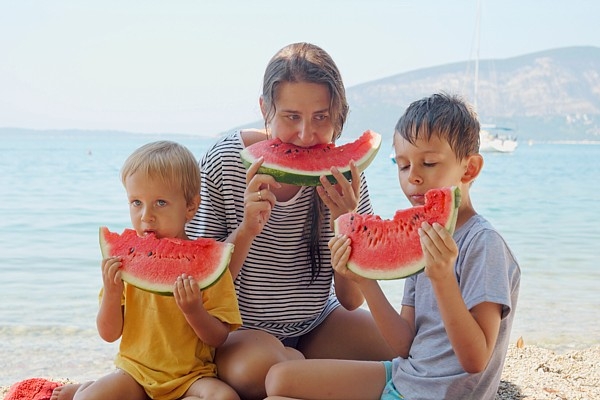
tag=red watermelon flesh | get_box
[4,378,63,400]
[239,130,382,186]
[99,227,233,295]
[334,187,461,280]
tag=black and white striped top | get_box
[186,131,373,339]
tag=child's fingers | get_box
[419,222,442,258]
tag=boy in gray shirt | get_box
[264,93,521,400]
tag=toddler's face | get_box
[124,171,192,240]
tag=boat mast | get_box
[474,0,481,111]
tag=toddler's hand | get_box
[174,274,204,315]
[101,257,124,296]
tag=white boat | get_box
[479,128,518,153]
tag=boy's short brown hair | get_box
[394,92,480,159]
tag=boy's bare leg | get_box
[183,376,240,400]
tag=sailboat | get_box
[472,0,518,153]
[479,125,518,153]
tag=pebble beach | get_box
[2,341,599,400]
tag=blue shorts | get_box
[381,361,404,399]
[281,335,301,349]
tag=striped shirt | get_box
[186,131,373,339]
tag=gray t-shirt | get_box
[392,214,520,400]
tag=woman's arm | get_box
[225,158,281,279]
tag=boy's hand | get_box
[174,274,204,315]
[101,257,124,297]
[317,161,360,222]
[328,234,368,284]
[419,222,458,281]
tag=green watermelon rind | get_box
[239,130,382,186]
[99,227,234,296]
[334,187,461,280]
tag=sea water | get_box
[1,129,599,385]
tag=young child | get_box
[52,141,242,400]
[264,93,521,400]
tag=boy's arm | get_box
[358,280,415,357]
[332,270,367,311]
[174,275,231,347]
[420,222,502,373]
[329,235,415,356]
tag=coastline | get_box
[2,342,599,400]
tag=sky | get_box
[1,0,598,136]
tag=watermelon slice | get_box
[334,187,461,280]
[239,130,382,186]
[99,227,234,295]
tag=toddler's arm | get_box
[174,274,231,347]
[96,256,125,342]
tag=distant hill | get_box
[343,46,600,142]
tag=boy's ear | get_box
[462,154,484,184]
[186,194,201,222]
[259,96,267,119]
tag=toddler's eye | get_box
[157,200,167,207]
[131,200,141,207]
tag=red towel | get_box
[4,378,63,400]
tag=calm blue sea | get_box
[1,128,599,385]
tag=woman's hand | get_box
[240,157,281,237]
[317,161,360,222]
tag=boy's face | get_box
[124,171,197,240]
[393,133,470,206]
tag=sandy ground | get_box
[2,343,599,399]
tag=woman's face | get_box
[262,81,335,147]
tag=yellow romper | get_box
[111,269,241,400]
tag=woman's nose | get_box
[297,120,315,146]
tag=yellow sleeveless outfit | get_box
[110,270,241,400]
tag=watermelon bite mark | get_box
[240,130,382,186]
[334,187,461,280]
[99,227,234,295]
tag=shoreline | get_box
[2,342,599,400]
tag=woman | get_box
[186,42,394,400]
